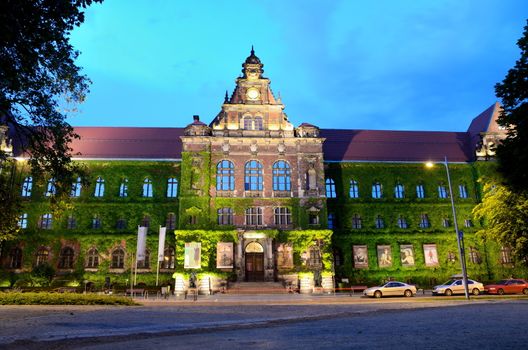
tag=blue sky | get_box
[69,0,527,131]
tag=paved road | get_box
[1,296,527,349]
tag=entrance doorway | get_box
[245,241,264,282]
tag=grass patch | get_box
[0,292,138,305]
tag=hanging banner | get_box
[136,226,148,261]
[377,245,392,268]
[216,242,233,268]
[277,243,294,269]
[424,244,439,267]
[353,245,368,269]
[157,226,166,262]
[400,245,415,267]
[184,242,201,269]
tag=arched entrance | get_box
[245,241,264,281]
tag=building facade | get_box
[1,49,525,291]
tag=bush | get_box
[0,292,137,305]
[31,263,55,286]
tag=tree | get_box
[0,0,102,241]
[473,180,528,264]
[495,20,528,194]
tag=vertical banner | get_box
[353,245,369,269]
[277,243,294,269]
[157,226,166,262]
[216,242,233,268]
[184,242,201,269]
[377,245,392,267]
[400,245,415,267]
[136,226,147,261]
[424,244,439,267]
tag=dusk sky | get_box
[69,0,527,131]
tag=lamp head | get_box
[425,161,434,168]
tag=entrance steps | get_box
[227,281,289,294]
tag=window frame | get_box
[244,160,263,191]
[216,161,235,191]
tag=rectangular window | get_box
[245,207,262,226]
[459,185,468,198]
[274,207,291,226]
[416,184,425,199]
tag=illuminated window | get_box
[166,213,176,230]
[71,177,82,197]
[394,183,405,199]
[86,248,99,268]
[397,216,408,229]
[111,248,125,268]
[217,208,233,225]
[375,215,384,229]
[9,247,22,269]
[245,207,262,226]
[438,184,448,199]
[142,178,153,197]
[119,178,128,197]
[274,207,292,226]
[244,160,263,191]
[459,184,468,198]
[36,248,49,266]
[94,177,105,197]
[349,180,359,198]
[327,213,335,229]
[58,247,75,269]
[39,213,52,229]
[162,246,175,269]
[45,178,56,197]
[416,184,425,199]
[18,213,28,229]
[273,161,291,191]
[167,177,178,197]
[352,214,362,229]
[419,214,430,228]
[216,161,234,191]
[372,182,382,199]
[325,178,336,198]
[21,176,32,197]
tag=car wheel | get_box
[374,291,382,298]
[472,288,480,296]
[404,289,413,297]
[498,288,505,295]
[523,288,528,295]
[445,289,453,296]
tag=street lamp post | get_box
[427,156,470,300]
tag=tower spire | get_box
[224,90,229,103]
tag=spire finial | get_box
[251,45,254,55]
[224,90,229,103]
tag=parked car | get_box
[363,281,417,298]
[432,279,484,296]
[485,279,528,295]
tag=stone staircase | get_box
[227,281,289,294]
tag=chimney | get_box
[193,115,200,122]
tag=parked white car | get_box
[363,281,417,298]
[432,279,484,296]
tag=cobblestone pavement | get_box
[1,295,527,349]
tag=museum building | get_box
[1,49,524,291]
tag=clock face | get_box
[246,87,260,100]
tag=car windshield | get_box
[441,280,456,286]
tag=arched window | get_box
[58,247,74,269]
[325,178,336,198]
[9,247,22,269]
[21,176,32,197]
[166,212,176,230]
[111,248,125,268]
[45,178,56,197]
[352,214,362,229]
[167,177,178,197]
[18,213,28,229]
[94,177,105,197]
[273,161,291,191]
[39,213,52,229]
[274,207,291,225]
[162,246,175,269]
[459,184,468,198]
[419,214,430,228]
[216,161,234,191]
[372,182,382,199]
[71,177,82,197]
[119,178,128,197]
[217,208,233,225]
[36,247,49,266]
[143,178,153,197]
[394,183,405,199]
[438,184,448,199]
[397,216,408,229]
[245,207,262,226]
[375,215,384,229]
[244,160,263,191]
[416,184,425,199]
[91,215,101,229]
[137,250,150,269]
[349,180,359,198]
[86,248,99,268]
[327,213,335,229]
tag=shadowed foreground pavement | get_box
[1,296,527,349]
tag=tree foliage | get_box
[0,0,102,240]
[495,20,528,194]
[473,181,528,264]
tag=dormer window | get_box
[243,116,263,130]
